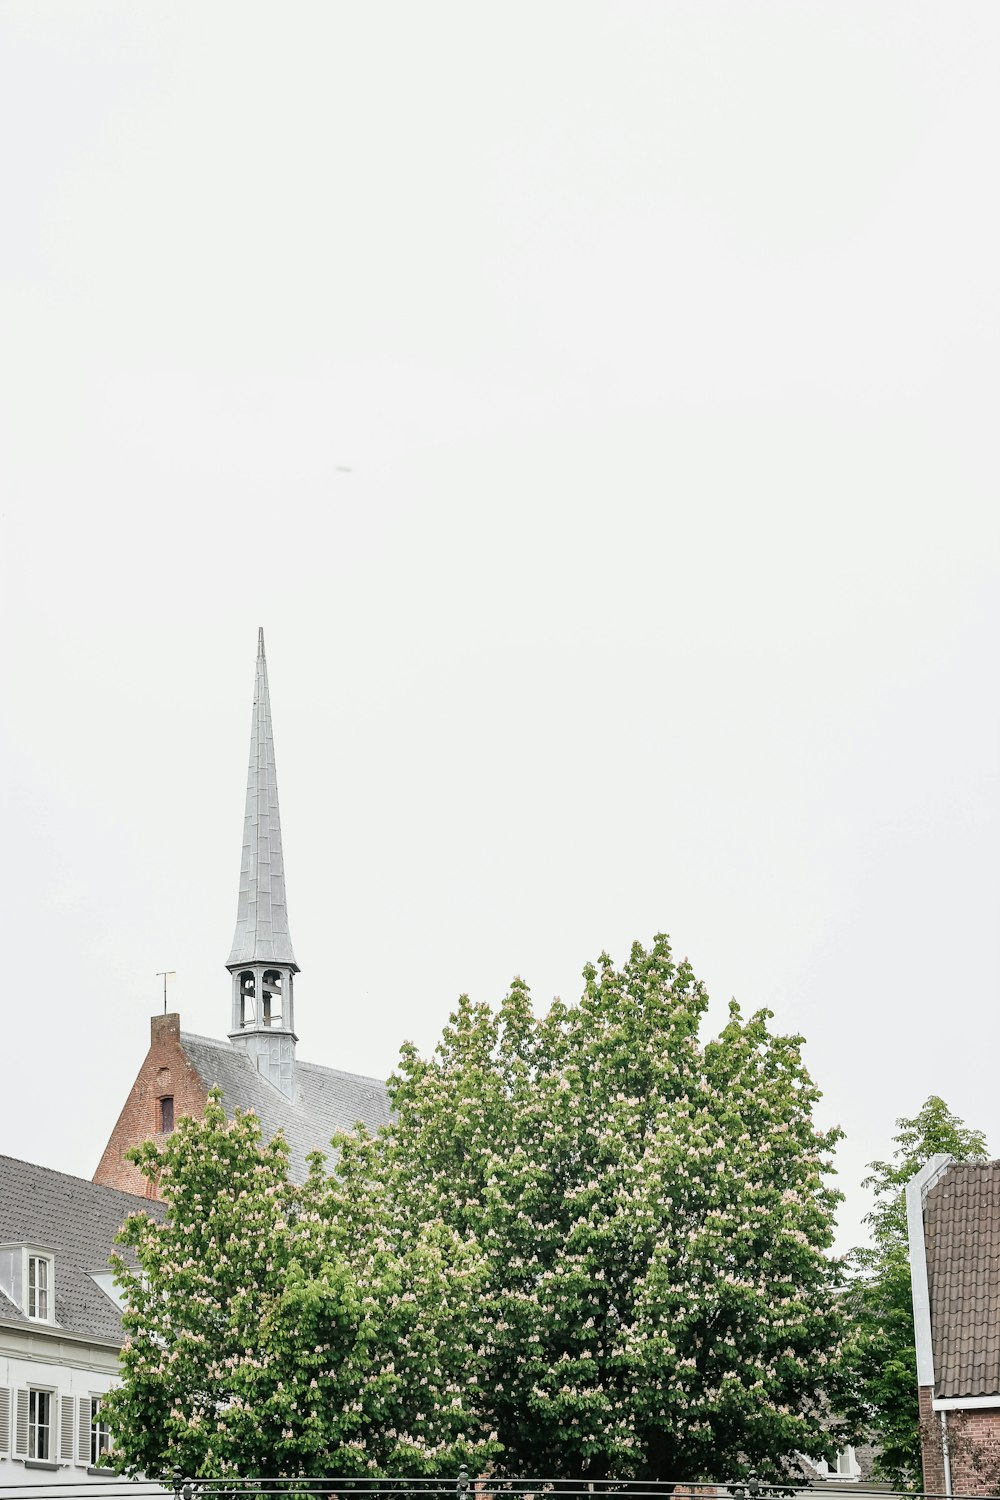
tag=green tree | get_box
[101,1092,498,1479]
[840,1096,988,1489]
[334,934,847,1482]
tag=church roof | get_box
[181,1031,392,1183]
[0,1156,159,1345]
[227,628,297,970]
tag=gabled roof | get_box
[227,628,297,970]
[0,1156,160,1345]
[922,1160,1000,1399]
[181,1031,392,1183]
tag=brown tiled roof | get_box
[925,1161,1000,1399]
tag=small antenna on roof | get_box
[156,971,176,1015]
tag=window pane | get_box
[29,1390,50,1460]
[91,1398,110,1466]
[27,1256,49,1319]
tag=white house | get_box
[0,1155,159,1483]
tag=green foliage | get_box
[839,1096,988,1489]
[862,1096,987,1251]
[335,934,847,1481]
[101,1092,498,1479]
[104,938,847,1481]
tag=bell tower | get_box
[226,627,299,1098]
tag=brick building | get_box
[94,629,390,1199]
[908,1155,1000,1494]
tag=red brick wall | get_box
[947,1405,1000,1495]
[920,1387,1000,1496]
[919,1386,945,1495]
[93,1013,209,1199]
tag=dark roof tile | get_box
[925,1162,1000,1399]
[180,1032,391,1184]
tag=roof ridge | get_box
[180,1031,388,1088]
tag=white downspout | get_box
[940,1409,952,1497]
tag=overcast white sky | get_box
[1,2,998,1252]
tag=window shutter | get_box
[14,1388,29,1459]
[0,1387,10,1456]
[77,1397,91,1466]
[60,1395,75,1462]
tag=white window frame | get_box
[89,1395,111,1467]
[26,1253,50,1320]
[803,1447,861,1483]
[836,1444,860,1479]
[27,1387,53,1461]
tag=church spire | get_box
[226,628,299,1097]
[228,627,297,971]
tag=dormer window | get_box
[0,1245,55,1323]
[90,1270,126,1311]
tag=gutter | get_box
[0,1315,122,1351]
[933,1393,1000,1410]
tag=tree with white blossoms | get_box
[334,934,847,1481]
[101,1092,499,1479]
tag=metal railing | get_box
[0,1476,996,1500]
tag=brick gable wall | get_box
[947,1406,1000,1495]
[919,1386,1000,1496]
[93,1013,209,1199]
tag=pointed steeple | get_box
[227,628,297,971]
[226,629,299,1099]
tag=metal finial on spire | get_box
[227,629,298,970]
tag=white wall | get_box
[0,1324,120,1484]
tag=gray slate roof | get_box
[924,1160,1000,1399]
[0,1156,160,1345]
[181,1031,392,1183]
[227,628,297,970]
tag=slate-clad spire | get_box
[227,628,298,971]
